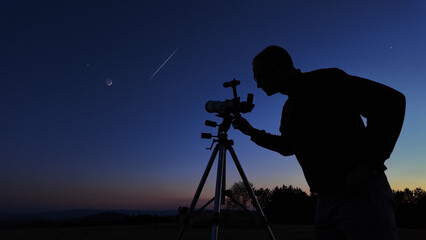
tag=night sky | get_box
[1,0,425,213]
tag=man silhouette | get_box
[233,45,405,240]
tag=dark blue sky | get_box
[1,0,425,213]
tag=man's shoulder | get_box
[303,68,348,78]
[301,68,351,89]
[296,68,352,97]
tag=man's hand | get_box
[232,116,255,136]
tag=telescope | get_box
[205,78,254,115]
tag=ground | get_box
[1,224,426,240]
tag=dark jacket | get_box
[251,68,405,194]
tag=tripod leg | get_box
[228,146,276,240]
[211,143,226,240]
[176,144,220,240]
[221,146,226,206]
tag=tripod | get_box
[176,114,276,240]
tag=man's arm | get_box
[349,75,406,169]
[232,117,294,156]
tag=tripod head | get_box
[202,79,254,149]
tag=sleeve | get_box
[248,99,294,157]
[349,75,406,169]
[250,129,294,156]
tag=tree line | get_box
[221,181,426,228]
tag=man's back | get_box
[280,68,368,193]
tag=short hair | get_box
[252,45,294,71]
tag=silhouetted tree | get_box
[266,185,316,224]
[226,181,254,210]
[225,182,316,224]
[254,187,272,210]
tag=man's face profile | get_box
[253,61,277,96]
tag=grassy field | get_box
[1,224,426,240]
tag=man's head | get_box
[252,45,297,96]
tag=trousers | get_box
[314,172,397,240]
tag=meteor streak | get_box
[148,48,179,81]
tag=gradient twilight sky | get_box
[1,0,425,213]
